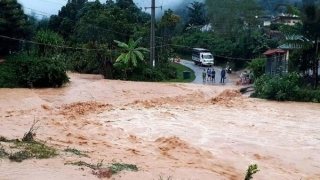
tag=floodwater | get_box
[0,73,320,180]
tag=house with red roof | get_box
[263,48,287,76]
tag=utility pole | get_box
[145,0,161,68]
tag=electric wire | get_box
[0,34,286,61]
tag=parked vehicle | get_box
[192,48,214,66]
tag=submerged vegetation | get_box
[65,160,139,178]
[244,164,260,180]
[0,136,57,162]
[63,147,89,157]
[0,120,57,162]
[0,118,139,178]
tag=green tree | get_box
[34,30,64,57]
[158,9,181,36]
[247,57,266,79]
[0,0,29,55]
[187,2,209,26]
[301,4,320,88]
[206,0,262,35]
[74,0,149,45]
[274,4,301,16]
[48,0,87,39]
[113,37,149,78]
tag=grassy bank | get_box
[165,62,195,83]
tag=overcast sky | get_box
[17,0,198,18]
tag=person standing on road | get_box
[220,68,226,83]
[207,68,211,81]
[211,68,216,82]
[202,69,206,82]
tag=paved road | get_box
[179,59,229,85]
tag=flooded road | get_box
[0,73,320,180]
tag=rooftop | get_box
[263,49,286,55]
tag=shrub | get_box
[247,57,265,79]
[34,29,64,57]
[0,59,19,88]
[294,89,320,102]
[129,67,165,82]
[141,68,165,82]
[0,55,69,88]
[252,72,300,101]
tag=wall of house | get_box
[265,53,287,76]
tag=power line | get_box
[0,34,119,51]
[38,0,65,6]
[1,34,270,61]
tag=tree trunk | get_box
[315,59,319,89]
[314,39,318,89]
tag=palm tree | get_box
[114,37,149,79]
[114,37,149,67]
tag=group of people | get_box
[202,67,227,83]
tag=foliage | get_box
[2,0,317,84]
[252,73,301,101]
[63,147,89,157]
[186,2,209,27]
[0,59,20,88]
[109,163,138,175]
[22,119,40,142]
[10,141,57,162]
[301,4,320,88]
[48,0,87,39]
[0,0,29,55]
[158,9,181,36]
[114,37,149,67]
[65,161,138,176]
[206,0,262,34]
[34,29,64,57]
[165,62,195,83]
[246,57,266,79]
[294,89,320,102]
[66,42,116,79]
[274,4,301,16]
[0,137,57,162]
[138,68,165,82]
[172,28,270,70]
[0,55,69,88]
[73,0,149,45]
[288,50,304,72]
[114,37,149,79]
[65,160,104,170]
[244,164,259,180]
[0,147,9,158]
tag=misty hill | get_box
[160,0,305,21]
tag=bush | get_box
[294,89,320,103]
[0,55,69,88]
[129,67,166,82]
[247,57,265,79]
[252,73,300,101]
[0,59,19,88]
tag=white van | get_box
[192,48,214,66]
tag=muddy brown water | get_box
[0,73,320,180]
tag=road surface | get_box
[179,59,229,85]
